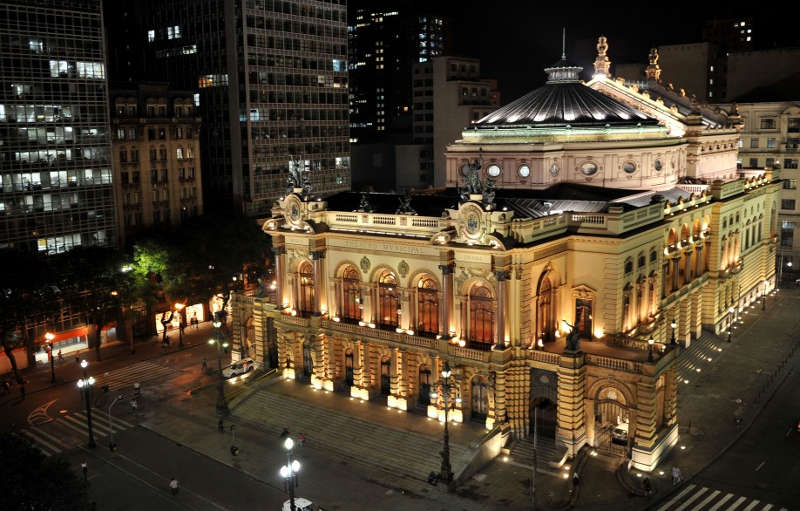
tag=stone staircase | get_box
[509,436,567,469]
[234,390,475,482]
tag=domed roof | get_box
[475,60,659,128]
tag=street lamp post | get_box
[209,316,230,417]
[439,361,454,484]
[727,306,734,343]
[280,437,301,511]
[647,337,655,362]
[175,303,185,348]
[670,320,677,346]
[76,360,96,448]
[762,280,768,311]
[45,332,55,384]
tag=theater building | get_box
[231,40,780,472]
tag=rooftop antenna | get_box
[561,27,566,60]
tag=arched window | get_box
[378,271,399,327]
[469,284,494,345]
[624,259,633,274]
[416,277,439,335]
[622,284,632,331]
[298,261,314,315]
[537,275,555,342]
[341,267,361,321]
[418,367,431,406]
[380,356,391,395]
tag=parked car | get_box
[282,498,314,511]
[611,422,629,445]
[222,358,255,378]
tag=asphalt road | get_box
[692,365,800,509]
[68,426,287,511]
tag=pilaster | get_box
[556,351,587,456]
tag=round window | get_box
[460,163,471,176]
[654,159,663,171]
[518,164,530,177]
[581,162,597,176]
[550,163,559,176]
[623,162,636,174]
[487,164,501,177]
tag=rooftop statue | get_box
[286,156,312,199]
[459,158,483,202]
[563,321,581,352]
[396,192,417,215]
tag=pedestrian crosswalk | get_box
[656,484,788,511]
[21,411,136,457]
[94,360,177,391]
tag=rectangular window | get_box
[193,93,200,106]
[760,118,776,129]
[782,199,796,210]
[49,60,68,77]
[784,159,798,169]
[198,74,229,88]
[147,29,155,42]
[176,148,183,159]
[749,158,758,168]
[750,138,759,148]
[783,179,797,189]
[767,138,777,149]
[789,118,800,133]
[766,157,775,168]
[781,221,794,247]
[161,169,168,182]
[76,62,105,79]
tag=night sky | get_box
[429,3,800,104]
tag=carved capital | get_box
[438,263,455,275]
[494,269,511,282]
[311,250,326,260]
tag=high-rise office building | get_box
[348,4,447,144]
[105,0,350,216]
[0,0,116,253]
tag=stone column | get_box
[633,380,658,452]
[662,261,670,298]
[494,270,510,349]
[274,242,286,308]
[389,348,399,396]
[695,245,704,276]
[556,351,587,457]
[311,250,325,316]
[350,340,369,400]
[671,257,680,291]
[685,249,694,281]
[311,334,327,388]
[439,263,455,337]
[277,330,295,379]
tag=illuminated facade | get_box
[232,40,780,472]
[0,0,116,253]
[110,84,203,243]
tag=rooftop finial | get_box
[593,35,611,77]
[645,48,661,82]
[561,27,566,60]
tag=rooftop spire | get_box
[645,48,661,82]
[561,27,566,60]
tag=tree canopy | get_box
[0,433,88,510]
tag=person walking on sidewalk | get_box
[202,358,208,372]
[672,466,682,486]
[169,477,179,496]
[57,350,63,361]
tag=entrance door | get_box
[471,379,489,422]
[345,351,354,386]
[418,368,431,406]
[380,357,391,395]
[302,343,313,381]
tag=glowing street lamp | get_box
[439,360,454,484]
[209,315,230,417]
[44,332,55,384]
[727,306,735,343]
[670,320,677,345]
[76,360,96,448]
[281,436,301,511]
[647,338,655,362]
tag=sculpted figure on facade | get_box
[459,158,483,201]
[287,156,312,198]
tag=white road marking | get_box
[59,415,106,437]
[21,430,57,455]
[741,501,760,511]
[27,399,57,425]
[762,504,773,511]
[32,425,71,450]
[708,493,734,511]
[72,412,112,433]
[754,460,765,471]
[657,484,696,511]
[674,486,707,511]
[692,489,720,511]
[726,496,747,510]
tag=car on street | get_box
[282,498,314,511]
[611,422,629,444]
[222,358,255,378]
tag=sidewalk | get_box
[0,321,216,406]
[576,288,800,509]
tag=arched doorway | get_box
[537,274,555,342]
[302,342,313,382]
[345,349,354,386]
[380,356,391,395]
[594,387,630,455]
[530,397,557,442]
[471,377,489,422]
[418,367,431,406]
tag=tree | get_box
[0,433,88,510]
